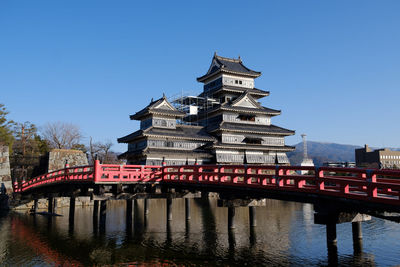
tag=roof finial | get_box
[151,97,153,102]
[163,93,166,99]
[238,55,242,62]
[214,51,217,57]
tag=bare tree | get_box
[88,137,101,164]
[88,138,120,164]
[41,122,82,149]
[98,140,113,163]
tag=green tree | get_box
[71,143,87,153]
[34,135,50,155]
[0,104,15,149]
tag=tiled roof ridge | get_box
[230,91,262,108]
[214,54,241,63]
[178,124,204,128]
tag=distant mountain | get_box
[287,141,362,167]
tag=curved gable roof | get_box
[197,53,261,82]
[130,94,184,120]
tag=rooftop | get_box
[208,122,295,136]
[118,124,216,143]
[130,95,185,120]
[197,53,261,82]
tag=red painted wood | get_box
[13,163,400,206]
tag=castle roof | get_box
[200,85,270,99]
[197,53,261,82]
[208,122,295,136]
[130,95,185,120]
[198,91,281,117]
[118,124,216,143]
[207,142,295,152]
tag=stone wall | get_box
[0,146,12,194]
[12,196,93,212]
[48,149,89,172]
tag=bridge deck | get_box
[13,161,400,213]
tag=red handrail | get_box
[13,162,400,206]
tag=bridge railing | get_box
[93,160,162,183]
[13,165,94,193]
[13,162,400,206]
[161,165,400,206]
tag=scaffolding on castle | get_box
[169,90,219,126]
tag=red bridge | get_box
[13,161,400,208]
[12,161,400,251]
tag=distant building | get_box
[300,134,314,174]
[355,144,400,169]
[118,53,295,165]
[323,162,356,168]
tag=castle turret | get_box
[195,53,295,164]
[118,95,215,165]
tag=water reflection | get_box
[0,198,398,266]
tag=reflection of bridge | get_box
[13,160,400,255]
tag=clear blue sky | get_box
[1,1,399,152]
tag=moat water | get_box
[1,198,400,266]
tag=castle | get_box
[118,53,295,165]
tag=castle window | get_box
[235,80,238,84]
[237,114,256,121]
[239,81,242,85]
[166,141,174,147]
[244,137,262,145]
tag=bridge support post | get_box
[126,199,133,232]
[99,200,107,232]
[185,198,191,220]
[217,199,266,230]
[326,223,337,246]
[48,197,54,214]
[93,200,99,218]
[352,221,363,253]
[228,207,236,229]
[33,199,38,214]
[314,204,371,252]
[249,206,257,227]
[69,197,75,224]
[352,221,362,240]
[166,197,172,221]
[144,198,149,216]
[53,197,57,212]
[93,200,99,232]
